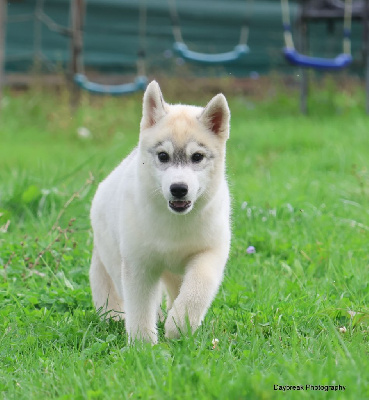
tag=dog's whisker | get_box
[150,187,162,198]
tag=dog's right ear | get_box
[140,81,167,130]
[198,93,230,140]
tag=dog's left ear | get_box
[199,94,230,140]
[141,80,167,130]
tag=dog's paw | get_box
[128,327,158,345]
[164,312,182,339]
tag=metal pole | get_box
[300,69,308,114]
[34,0,44,69]
[0,0,8,107]
[70,0,84,77]
[69,0,85,108]
[299,13,308,114]
[365,0,369,114]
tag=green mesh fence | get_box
[4,0,366,76]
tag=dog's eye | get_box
[191,153,204,163]
[158,152,170,163]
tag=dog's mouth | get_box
[169,200,192,213]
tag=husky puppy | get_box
[90,81,231,343]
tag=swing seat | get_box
[283,47,352,70]
[74,74,148,95]
[173,42,249,64]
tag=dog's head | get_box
[138,81,230,215]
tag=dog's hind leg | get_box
[89,247,124,320]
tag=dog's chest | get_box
[151,227,206,258]
[127,218,212,273]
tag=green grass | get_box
[1,80,369,399]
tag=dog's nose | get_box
[170,183,188,198]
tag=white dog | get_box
[90,81,231,343]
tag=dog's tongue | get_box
[172,201,187,207]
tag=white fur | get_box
[90,81,231,343]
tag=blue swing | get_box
[168,0,251,64]
[173,42,249,65]
[281,0,353,70]
[74,1,148,95]
[74,74,148,95]
[283,48,352,70]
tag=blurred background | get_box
[1,0,368,112]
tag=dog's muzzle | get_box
[168,183,192,213]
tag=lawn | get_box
[1,79,369,399]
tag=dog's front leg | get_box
[164,250,227,339]
[122,265,161,344]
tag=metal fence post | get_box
[365,0,369,114]
[69,0,85,108]
[0,0,8,108]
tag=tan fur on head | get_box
[141,81,230,141]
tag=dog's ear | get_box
[198,94,230,140]
[141,81,167,130]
